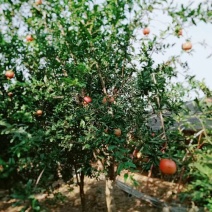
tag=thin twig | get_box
[35,168,45,187]
[151,73,167,141]
[113,62,136,97]
[145,163,154,190]
[177,129,205,192]
[74,165,80,186]
[96,63,107,95]
[177,167,185,193]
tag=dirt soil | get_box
[0,171,188,212]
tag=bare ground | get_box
[0,171,190,212]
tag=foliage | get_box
[187,151,212,210]
[178,93,212,210]
[10,180,41,211]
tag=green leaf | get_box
[80,120,85,128]
[193,163,212,179]
[124,173,128,182]
[117,163,124,175]
[191,18,196,25]
[82,144,90,150]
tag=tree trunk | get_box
[74,165,86,212]
[79,172,86,212]
[105,161,116,212]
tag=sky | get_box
[151,16,212,94]
[151,12,212,91]
[96,0,212,96]
[2,0,211,97]
[134,0,212,98]
[179,23,212,90]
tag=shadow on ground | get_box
[0,171,185,212]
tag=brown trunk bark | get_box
[74,165,86,212]
[105,162,116,212]
[79,172,86,212]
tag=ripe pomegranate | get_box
[102,97,107,104]
[36,110,43,116]
[5,70,15,79]
[159,159,177,175]
[102,96,115,104]
[182,41,192,51]
[26,35,34,42]
[132,148,139,158]
[178,29,183,36]
[108,96,115,103]
[114,128,121,137]
[8,92,13,97]
[143,27,150,35]
[83,96,92,104]
[136,152,142,159]
[35,0,42,5]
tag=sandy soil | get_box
[0,171,187,212]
